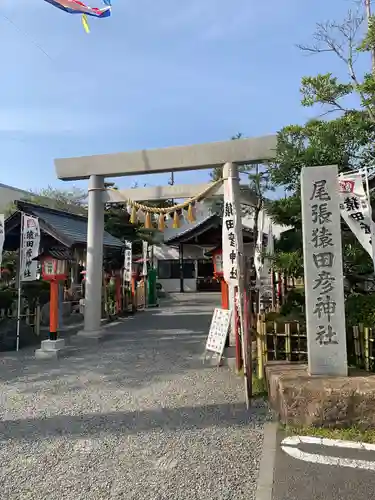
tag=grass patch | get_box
[283,424,375,444]
[252,375,267,397]
[236,369,268,397]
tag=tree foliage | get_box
[266,0,375,283]
[28,185,87,215]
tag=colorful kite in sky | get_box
[44,0,111,33]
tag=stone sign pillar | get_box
[301,165,347,377]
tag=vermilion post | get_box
[234,286,242,372]
[243,290,252,400]
[221,280,229,309]
[49,280,58,341]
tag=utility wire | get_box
[2,13,52,60]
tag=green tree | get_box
[297,3,375,120]
[266,0,375,286]
[28,185,87,215]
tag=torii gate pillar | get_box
[78,174,105,338]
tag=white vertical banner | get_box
[301,165,347,377]
[222,176,243,286]
[0,214,4,273]
[142,240,148,276]
[338,172,375,266]
[222,163,249,408]
[123,240,132,283]
[259,218,274,306]
[20,215,40,282]
[254,210,265,285]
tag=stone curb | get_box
[255,422,278,500]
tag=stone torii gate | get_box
[54,135,277,338]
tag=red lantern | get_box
[212,248,223,277]
[40,256,68,282]
[212,248,229,310]
[39,255,68,342]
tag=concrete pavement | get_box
[256,425,375,500]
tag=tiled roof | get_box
[36,247,75,261]
[17,202,123,249]
[164,214,219,244]
[164,213,254,245]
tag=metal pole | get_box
[179,243,184,293]
[16,213,24,352]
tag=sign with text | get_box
[20,215,40,282]
[205,307,231,356]
[222,176,243,286]
[123,240,132,283]
[301,165,347,376]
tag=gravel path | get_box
[0,293,271,500]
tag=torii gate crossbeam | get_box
[54,135,277,338]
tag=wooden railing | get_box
[349,325,375,372]
[256,316,374,377]
[0,303,41,335]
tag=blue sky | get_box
[0,0,369,193]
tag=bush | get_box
[22,281,50,308]
[0,289,16,310]
[345,293,375,327]
[280,288,305,317]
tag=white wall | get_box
[153,244,211,261]
[158,278,197,293]
[153,244,209,293]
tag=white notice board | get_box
[205,308,231,356]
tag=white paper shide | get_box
[222,176,243,286]
[123,240,132,283]
[301,165,347,376]
[20,215,40,282]
[338,172,375,263]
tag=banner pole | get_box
[364,167,375,271]
[16,213,24,352]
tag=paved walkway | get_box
[0,293,270,500]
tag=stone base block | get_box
[221,346,238,370]
[41,339,65,351]
[266,361,375,428]
[74,329,103,342]
[35,348,64,359]
[35,338,67,360]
